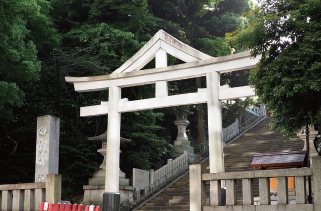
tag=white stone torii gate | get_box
[65,30,261,207]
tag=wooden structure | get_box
[251,151,307,169]
[251,151,307,192]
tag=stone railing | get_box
[190,157,321,211]
[245,105,260,116]
[134,151,189,199]
[0,174,61,211]
[222,118,239,143]
[223,106,267,145]
[122,151,193,210]
[153,151,189,186]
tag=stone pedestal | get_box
[82,133,133,205]
[173,111,194,155]
[82,168,134,206]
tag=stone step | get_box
[136,173,191,210]
[167,186,189,190]
[153,195,189,202]
[137,209,189,211]
[160,189,189,193]
[171,183,189,186]
[169,200,189,205]
[145,198,189,205]
[138,205,190,210]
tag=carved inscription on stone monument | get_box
[35,116,60,182]
[36,127,47,182]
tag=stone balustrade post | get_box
[34,189,45,211]
[149,169,154,190]
[226,179,236,205]
[2,190,12,211]
[312,157,321,211]
[295,176,306,204]
[24,189,35,211]
[184,151,188,166]
[277,177,288,204]
[242,178,253,205]
[167,159,172,178]
[190,164,205,211]
[235,118,239,133]
[210,180,221,206]
[259,104,266,118]
[259,178,270,205]
[12,189,24,211]
[45,174,61,204]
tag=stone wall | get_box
[190,157,321,211]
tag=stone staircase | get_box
[135,173,190,211]
[224,118,304,204]
[135,118,305,209]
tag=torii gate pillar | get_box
[207,72,224,173]
[103,86,121,209]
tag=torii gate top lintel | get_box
[64,30,261,194]
[65,48,257,85]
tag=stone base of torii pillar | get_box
[173,111,194,155]
[82,132,134,206]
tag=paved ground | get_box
[223,117,304,172]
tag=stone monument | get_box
[35,115,60,182]
[173,111,194,154]
[82,132,134,205]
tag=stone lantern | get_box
[87,132,131,171]
[173,110,194,155]
[82,132,133,205]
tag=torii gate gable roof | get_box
[111,30,212,74]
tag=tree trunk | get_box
[195,77,207,146]
[55,59,61,113]
[238,97,250,124]
[6,130,18,155]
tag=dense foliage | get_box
[0,0,253,200]
[228,0,321,136]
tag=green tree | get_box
[0,0,40,119]
[228,0,321,136]
[120,110,177,174]
[150,0,223,41]
[194,37,233,56]
[0,0,60,119]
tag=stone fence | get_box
[126,151,189,209]
[246,105,260,116]
[133,151,188,192]
[190,157,321,211]
[223,105,267,145]
[153,151,189,186]
[0,174,61,211]
[222,118,239,143]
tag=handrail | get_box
[223,107,266,144]
[120,149,209,210]
[245,105,260,116]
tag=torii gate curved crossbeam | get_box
[65,30,261,209]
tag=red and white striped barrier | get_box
[40,202,100,211]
